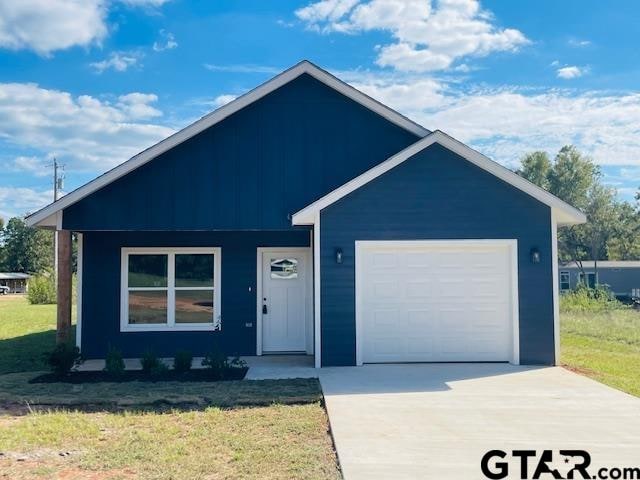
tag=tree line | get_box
[518,146,640,268]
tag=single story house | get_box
[0,273,30,293]
[560,261,640,299]
[26,61,586,367]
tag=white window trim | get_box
[120,247,222,332]
[559,270,570,291]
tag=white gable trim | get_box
[26,60,429,228]
[292,130,587,226]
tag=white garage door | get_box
[357,241,517,364]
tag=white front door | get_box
[260,248,310,353]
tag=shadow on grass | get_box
[0,329,58,375]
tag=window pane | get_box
[128,255,167,287]
[176,254,214,287]
[175,290,214,324]
[129,291,167,324]
[270,258,298,279]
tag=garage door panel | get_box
[359,242,515,363]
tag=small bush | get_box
[173,350,193,373]
[104,347,125,377]
[201,343,228,380]
[44,343,82,376]
[28,275,56,305]
[561,283,624,312]
[229,355,248,370]
[140,350,160,374]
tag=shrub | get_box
[44,343,82,376]
[560,283,623,313]
[201,343,228,380]
[28,274,56,305]
[104,347,125,377]
[140,350,169,377]
[173,350,193,373]
[228,355,248,370]
[141,350,160,374]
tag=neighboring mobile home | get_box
[0,273,30,294]
[27,61,586,367]
[559,261,640,299]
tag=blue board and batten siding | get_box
[71,74,420,358]
[80,230,310,358]
[320,143,555,366]
[63,74,418,231]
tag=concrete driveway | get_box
[319,364,640,480]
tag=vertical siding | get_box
[320,143,554,366]
[63,74,418,231]
[80,230,310,358]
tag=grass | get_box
[0,296,340,479]
[561,307,640,397]
[0,295,75,374]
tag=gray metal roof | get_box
[0,272,31,279]
[560,261,640,269]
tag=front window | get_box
[121,248,221,331]
[560,271,570,291]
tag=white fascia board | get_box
[292,130,587,226]
[25,60,429,228]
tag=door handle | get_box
[262,304,268,314]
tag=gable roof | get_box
[26,60,430,228]
[292,130,587,226]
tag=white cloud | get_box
[90,51,142,73]
[295,0,529,72]
[326,70,640,169]
[153,30,178,52]
[0,0,172,56]
[557,65,587,79]
[0,82,174,171]
[212,95,237,108]
[0,0,108,56]
[0,186,54,220]
[568,38,591,47]
[10,156,50,177]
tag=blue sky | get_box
[1,0,639,220]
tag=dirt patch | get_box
[561,363,597,377]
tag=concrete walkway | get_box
[319,364,640,480]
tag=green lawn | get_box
[0,296,340,479]
[561,307,640,397]
[0,295,74,374]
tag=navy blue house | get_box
[27,61,585,367]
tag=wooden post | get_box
[56,229,72,345]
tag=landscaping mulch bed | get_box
[29,367,248,384]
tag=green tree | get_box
[0,217,53,273]
[518,151,551,189]
[547,145,599,211]
[607,202,640,260]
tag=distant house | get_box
[0,273,31,293]
[559,261,640,299]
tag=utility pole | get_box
[52,158,64,280]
